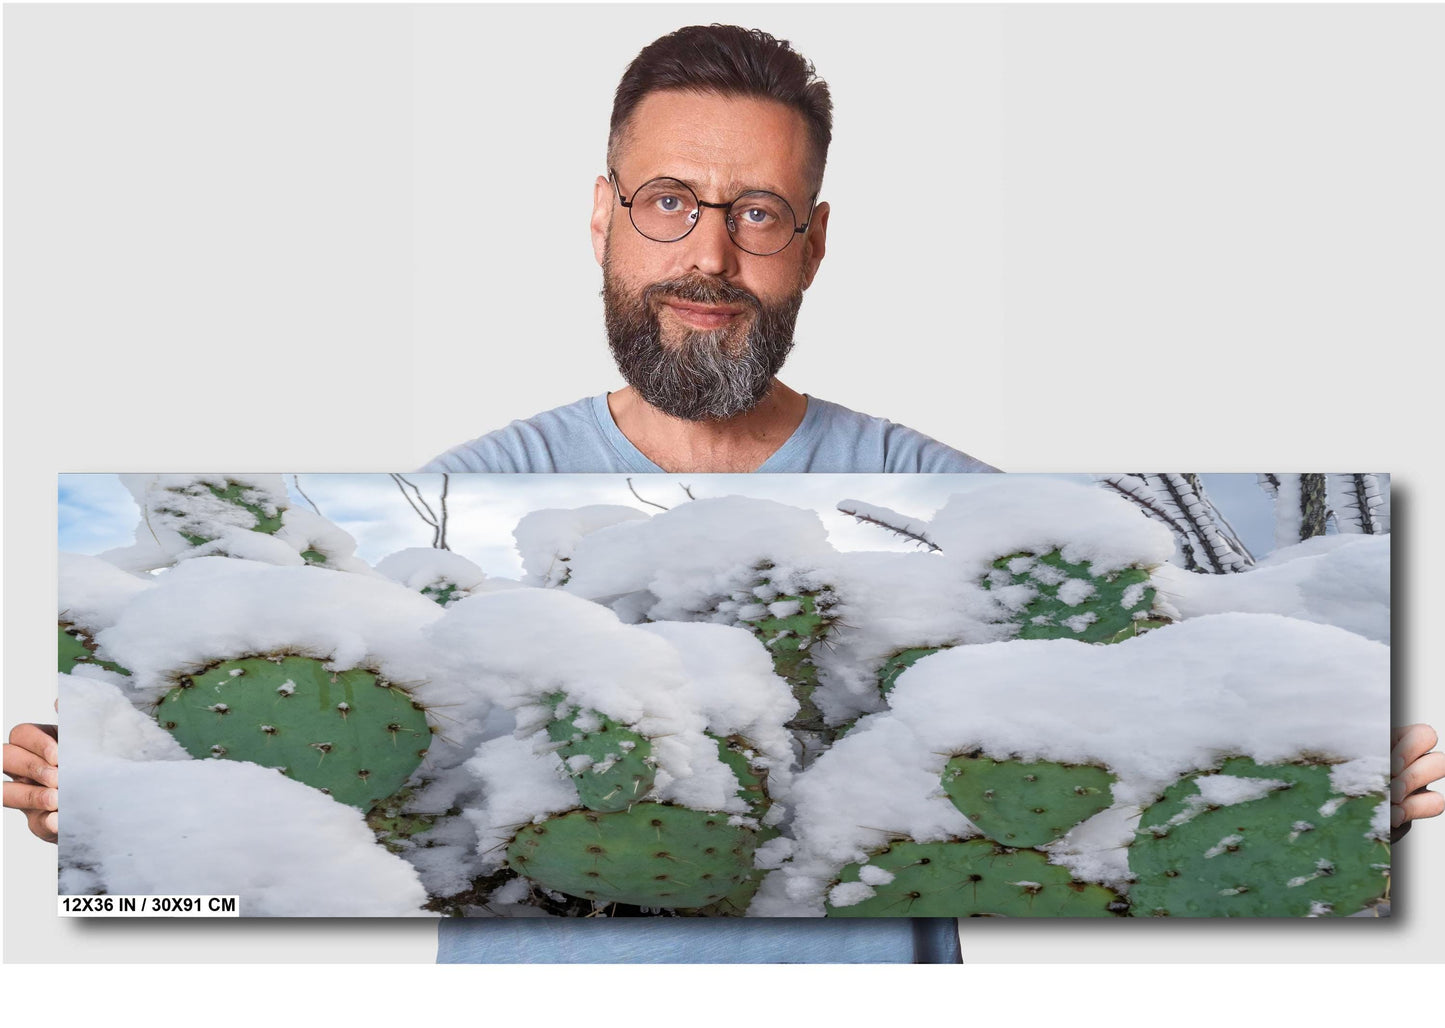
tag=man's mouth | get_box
[659,301,746,331]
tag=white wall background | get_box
[6,2,1441,978]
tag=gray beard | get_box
[603,261,804,422]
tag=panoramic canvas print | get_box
[56,472,1391,918]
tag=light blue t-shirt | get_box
[426,393,996,962]
[423,393,998,474]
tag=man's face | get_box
[591,90,830,420]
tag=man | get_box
[9,24,1443,963]
[423,25,994,479]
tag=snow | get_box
[512,505,650,586]
[275,507,376,574]
[1158,535,1390,643]
[375,546,488,606]
[828,881,876,908]
[858,864,895,886]
[561,496,835,615]
[96,557,447,703]
[59,553,155,635]
[60,674,192,766]
[926,478,1177,576]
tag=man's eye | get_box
[740,207,771,224]
[655,195,685,213]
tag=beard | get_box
[602,257,804,422]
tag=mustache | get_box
[643,275,763,314]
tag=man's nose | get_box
[679,204,740,278]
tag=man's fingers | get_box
[1391,750,1445,802]
[25,809,58,844]
[4,780,59,813]
[3,742,59,788]
[1392,790,1445,827]
[6,723,59,767]
[1391,724,1439,774]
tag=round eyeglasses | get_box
[610,169,817,257]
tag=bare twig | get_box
[390,473,450,549]
[291,475,323,517]
[438,474,450,550]
[627,477,669,511]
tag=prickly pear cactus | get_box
[366,783,443,853]
[58,624,129,676]
[941,753,1115,849]
[721,564,839,752]
[153,478,286,547]
[156,655,431,810]
[543,693,656,813]
[1128,758,1389,917]
[826,839,1128,917]
[506,803,769,911]
[502,722,776,914]
[713,734,771,820]
[983,549,1168,644]
[421,582,458,606]
[877,646,946,698]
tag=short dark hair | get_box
[608,25,833,191]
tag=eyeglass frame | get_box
[608,168,819,257]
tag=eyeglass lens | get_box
[628,178,798,256]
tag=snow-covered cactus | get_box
[376,548,489,608]
[1099,474,1255,574]
[507,802,773,913]
[58,624,129,677]
[156,655,432,810]
[732,569,840,745]
[504,724,779,913]
[876,646,947,698]
[826,754,1124,916]
[941,753,1115,849]
[138,475,287,548]
[983,549,1168,643]
[826,839,1127,917]
[543,693,657,814]
[1128,758,1389,917]
[1261,473,1389,544]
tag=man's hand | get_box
[4,723,59,843]
[1391,723,1444,829]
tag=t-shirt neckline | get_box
[590,392,820,473]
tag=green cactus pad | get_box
[877,646,946,697]
[827,839,1128,917]
[942,754,1115,848]
[420,582,458,607]
[58,624,129,676]
[157,480,285,547]
[1128,758,1389,917]
[984,549,1166,644]
[712,734,771,820]
[506,804,765,911]
[157,655,431,810]
[750,590,829,726]
[544,696,656,813]
[366,783,442,853]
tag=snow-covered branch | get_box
[836,499,941,552]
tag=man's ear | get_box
[800,200,829,290]
[591,175,613,267]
